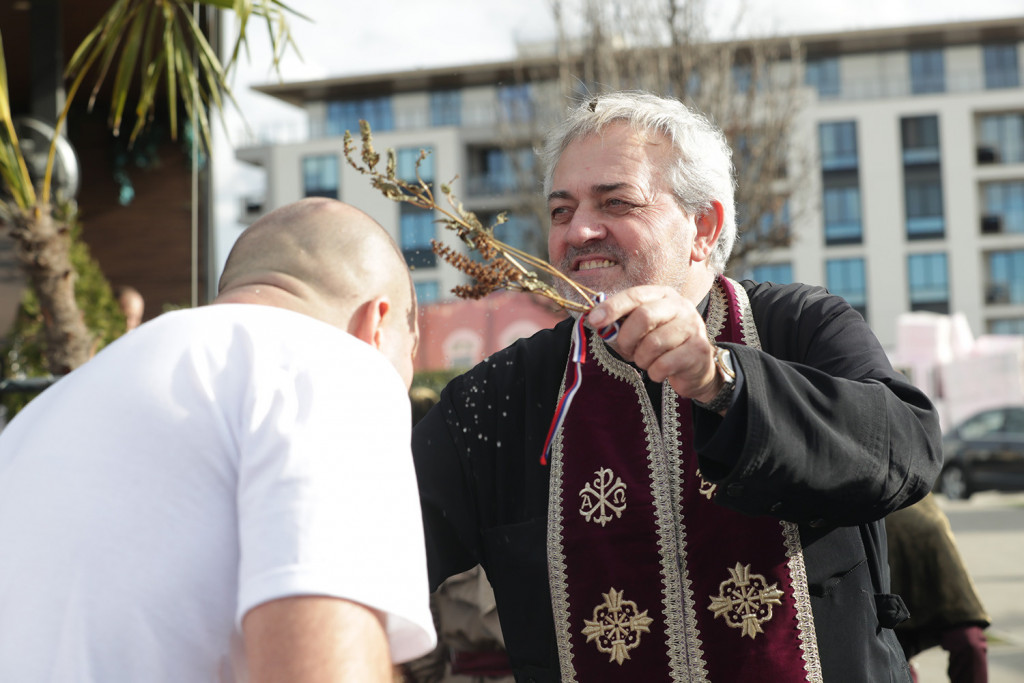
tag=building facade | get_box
[235,16,1024,355]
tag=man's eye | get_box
[550,206,572,221]
[605,198,632,210]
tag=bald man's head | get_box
[217,198,418,386]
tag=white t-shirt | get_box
[0,305,436,681]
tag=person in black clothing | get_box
[412,91,942,682]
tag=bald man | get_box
[0,198,436,682]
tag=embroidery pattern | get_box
[582,587,655,665]
[708,563,785,639]
[697,469,717,499]
[579,468,628,526]
[591,337,691,679]
[783,521,825,683]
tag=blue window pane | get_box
[397,147,435,183]
[326,97,394,137]
[826,258,867,316]
[990,318,1024,335]
[905,178,944,238]
[415,281,440,304]
[901,116,940,165]
[752,263,793,284]
[908,253,949,312]
[988,250,1024,304]
[805,58,840,98]
[302,155,338,198]
[824,186,862,244]
[430,90,461,126]
[979,114,1024,165]
[984,45,1020,89]
[498,84,533,124]
[400,206,436,269]
[819,122,858,171]
[983,181,1024,234]
[910,49,945,94]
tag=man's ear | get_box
[349,296,392,350]
[691,200,724,263]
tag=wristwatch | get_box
[694,345,736,413]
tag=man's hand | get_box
[587,286,722,404]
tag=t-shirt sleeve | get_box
[233,337,436,664]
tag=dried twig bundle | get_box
[343,120,601,313]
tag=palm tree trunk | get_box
[5,204,94,373]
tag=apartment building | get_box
[235,16,1024,351]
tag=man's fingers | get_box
[587,285,670,328]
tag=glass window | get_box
[989,318,1024,335]
[751,263,793,284]
[467,146,534,196]
[905,173,945,239]
[326,97,394,137]
[414,281,440,305]
[982,181,1024,234]
[400,204,436,269]
[987,249,1024,304]
[732,64,752,93]
[908,253,949,313]
[497,84,533,124]
[978,113,1024,164]
[901,115,940,165]
[823,185,862,244]
[959,409,1005,440]
[984,44,1020,89]
[301,155,339,199]
[430,90,461,127]
[397,146,435,183]
[826,258,867,319]
[909,49,945,94]
[819,122,858,171]
[805,57,840,98]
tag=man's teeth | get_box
[578,259,616,271]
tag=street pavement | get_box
[909,491,1024,682]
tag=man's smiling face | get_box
[547,122,696,299]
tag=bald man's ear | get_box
[349,296,392,351]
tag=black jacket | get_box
[413,281,943,682]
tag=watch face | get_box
[718,348,736,382]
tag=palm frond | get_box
[0,29,36,210]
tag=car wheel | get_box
[939,464,971,501]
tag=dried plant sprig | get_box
[343,120,601,313]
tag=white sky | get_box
[210,0,1024,277]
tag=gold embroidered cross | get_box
[708,562,785,639]
[582,587,654,664]
[578,467,627,526]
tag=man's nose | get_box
[565,208,607,245]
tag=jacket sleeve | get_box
[693,281,942,527]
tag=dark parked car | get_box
[937,405,1024,500]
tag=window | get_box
[466,146,534,196]
[301,155,339,199]
[987,249,1024,304]
[430,90,461,127]
[326,97,394,136]
[396,146,435,183]
[819,122,858,171]
[732,64,752,93]
[901,116,940,165]
[477,212,541,254]
[826,258,867,319]
[497,84,533,124]
[400,204,436,269]
[909,49,945,94]
[989,318,1024,335]
[983,181,1024,235]
[908,253,949,313]
[751,263,793,284]
[805,57,840,98]
[984,44,1020,89]
[823,185,862,244]
[414,281,440,305]
[905,172,945,239]
[978,113,1024,164]
[749,200,791,241]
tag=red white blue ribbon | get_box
[540,293,620,465]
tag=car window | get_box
[959,410,1005,440]
[1003,408,1024,437]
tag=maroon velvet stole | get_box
[547,277,822,682]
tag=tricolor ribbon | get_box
[540,293,620,465]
